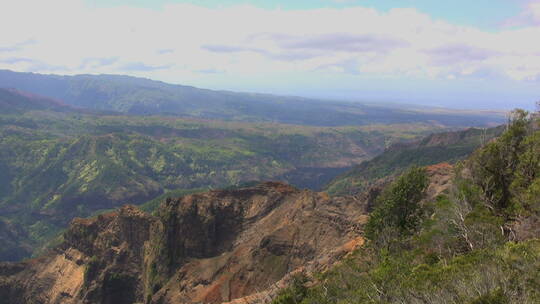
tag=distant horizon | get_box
[0,68,530,112]
[1,1,539,111]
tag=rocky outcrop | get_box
[0,182,369,304]
[144,182,368,303]
[425,162,454,198]
[0,205,155,304]
[0,164,456,304]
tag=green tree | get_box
[272,274,308,304]
[469,110,530,212]
[365,166,429,242]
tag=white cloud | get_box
[0,0,539,83]
[505,0,540,27]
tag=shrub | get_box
[365,166,428,243]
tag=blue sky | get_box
[87,0,525,30]
[1,0,539,110]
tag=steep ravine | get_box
[0,182,369,304]
[0,164,452,304]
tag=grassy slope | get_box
[0,87,507,261]
[325,126,504,196]
[274,112,540,304]
[0,108,446,260]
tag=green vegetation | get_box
[272,274,308,304]
[0,88,454,261]
[273,110,540,304]
[84,255,101,282]
[364,167,428,242]
[325,126,504,196]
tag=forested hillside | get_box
[1,110,536,304]
[273,110,540,304]
[0,88,449,261]
[325,126,505,196]
[0,0,535,301]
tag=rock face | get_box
[144,182,367,304]
[0,182,369,304]
[0,205,154,304]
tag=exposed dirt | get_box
[0,182,369,304]
[0,165,454,304]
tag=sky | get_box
[0,0,539,110]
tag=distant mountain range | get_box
[0,69,505,127]
[0,88,71,114]
[0,70,537,304]
[0,70,509,262]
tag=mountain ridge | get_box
[1,87,452,262]
[325,125,505,196]
[1,111,538,304]
[0,181,370,304]
[0,69,506,127]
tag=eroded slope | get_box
[0,182,369,304]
